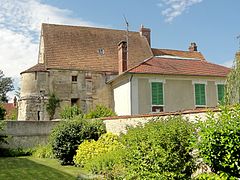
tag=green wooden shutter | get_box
[217,84,224,102]
[195,84,206,106]
[151,82,163,105]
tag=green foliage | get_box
[0,104,5,120]
[84,150,126,179]
[192,105,240,178]
[121,116,195,179]
[225,51,240,105]
[32,144,55,159]
[73,133,123,167]
[50,117,106,165]
[0,121,7,145]
[0,148,33,157]
[46,93,60,120]
[195,172,237,180]
[85,105,116,119]
[60,105,83,119]
[0,70,14,103]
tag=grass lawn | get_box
[0,157,92,180]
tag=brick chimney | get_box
[118,40,128,74]
[140,25,151,46]
[189,42,198,52]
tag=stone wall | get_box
[0,120,59,149]
[18,69,117,121]
[2,109,219,149]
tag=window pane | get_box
[195,84,206,106]
[151,82,163,105]
[217,84,224,102]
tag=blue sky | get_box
[0,0,239,101]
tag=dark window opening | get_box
[35,72,37,80]
[71,98,79,106]
[37,111,40,121]
[72,76,77,82]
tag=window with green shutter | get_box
[151,82,163,105]
[217,84,225,103]
[195,84,206,106]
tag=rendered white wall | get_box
[114,81,131,115]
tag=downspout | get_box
[129,74,133,115]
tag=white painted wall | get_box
[114,81,131,115]
[131,77,139,114]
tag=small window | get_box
[98,48,104,55]
[35,72,37,80]
[72,76,77,82]
[195,84,206,106]
[217,84,225,103]
[151,82,164,112]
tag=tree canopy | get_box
[0,70,14,103]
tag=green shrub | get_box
[195,172,237,180]
[50,117,106,165]
[32,144,54,159]
[121,116,195,179]
[192,105,240,178]
[0,121,7,145]
[60,105,83,119]
[46,93,60,120]
[85,105,116,119]
[0,148,33,157]
[73,133,123,167]
[0,105,5,120]
[84,150,125,179]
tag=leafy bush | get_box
[192,105,240,178]
[60,105,83,119]
[84,150,125,179]
[0,121,7,145]
[46,93,60,120]
[0,148,33,157]
[195,172,237,180]
[85,105,116,119]
[0,105,5,120]
[73,133,123,167]
[121,116,195,179]
[50,117,106,165]
[32,144,54,159]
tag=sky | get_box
[0,0,239,101]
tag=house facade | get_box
[18,23,230,120]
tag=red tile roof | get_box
[127,57,230,77]
[152,48,206,61]
[2,103,16,116]
[21,63,48,74]
[42,23,153,72]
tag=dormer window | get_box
[98,48,104,55]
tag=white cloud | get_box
[0,0,99,101]
[221,60,233,68]
[158,0,203,22]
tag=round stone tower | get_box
[18,64,49,120]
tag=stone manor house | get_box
[18,23,230,120]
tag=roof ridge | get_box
[42,23,139,34]
[152,47,200,53]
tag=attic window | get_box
[98,48,104,55]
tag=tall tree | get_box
[0,70,14,103]
[225,51,240,104]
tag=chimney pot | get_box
[189,42,198,52]
[140,25,151,46]
[118,41,128,74]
